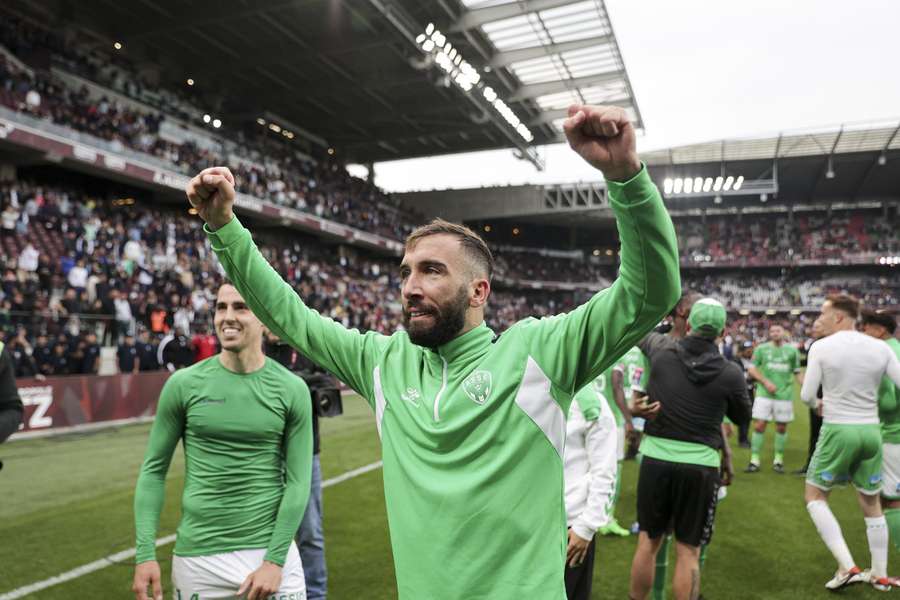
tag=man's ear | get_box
[469,278,490,308]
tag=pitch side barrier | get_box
[8,371,171,440]
[8,371,359,441]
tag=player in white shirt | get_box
[802,295,900,592]
[563,382,619,600]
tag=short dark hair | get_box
[826,294,859,320]
[861,309,897,335]
[670,289,701,319]
[405,218,494,280]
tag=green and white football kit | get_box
[134,357,313,598]
[616,345,649,431]
[879,337,900,499]
[751,341,801,423]
[802,331,900,494]
[205,166,681,599]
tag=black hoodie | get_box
[638,332,750,450]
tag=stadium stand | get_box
[0,17,418,241]
[0,11,896,382]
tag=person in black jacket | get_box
[0,339,24,470]
[629,298,751,600]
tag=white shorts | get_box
[751,397,794,423]
[172,542,305,599]
[882,443,900,500]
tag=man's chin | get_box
[219,340,244,352]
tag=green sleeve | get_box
[574,384,602,421]
[206,218,388,404]
[265,380,313,565]
[793,347,801,372]
[526,165,681,395]
[134,375,184,563]
[752,347,763,368]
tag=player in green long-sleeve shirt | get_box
[187,104,681,600]
[132,284,313,600]
[862,310,900,565]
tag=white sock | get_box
[866,516,889,578]
[807,500,855,572]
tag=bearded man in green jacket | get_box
[186,104,681,600]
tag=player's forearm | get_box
[599,167,681,352]
[799,367,820,406]
[206,217,377,397]
[746,366,766,384]
[611,371,631,421]
[133,472,167,562]
[265,417,313,565]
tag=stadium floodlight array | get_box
[257,117,295,140]
[416,24,534,143]
[663,175,744,196]
[879,256,900,265]
[202,114,222,129]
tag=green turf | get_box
[0,395,892,598]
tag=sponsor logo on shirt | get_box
[463,370,493,405]
[400,387,421,408]
[197,397,226,405]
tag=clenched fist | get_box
[563,104,641,182]
[186,166,236,230]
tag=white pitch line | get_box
[0,460,383,600]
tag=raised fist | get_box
[563,104,640,182]
[186,166,236,230]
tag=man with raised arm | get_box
[187,104,681,600]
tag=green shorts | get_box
[807,424,883,495]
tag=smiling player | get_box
[132,283,313,600]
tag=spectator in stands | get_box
[33,332,52,375]
[159,327,192,371]
[1,204,18,231]
[8,330,41,378]
[81,331,101,375]
[112,289,135,342]
[17,241,39,273]
[48,340,71,375]
[117,333,140,374]
[67,258,88,291]
[137,329,159,372]
[192,328,218,363]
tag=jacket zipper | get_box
[433,356,448,421]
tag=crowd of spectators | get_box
[1,175,896,379]
[493,247,612,285]
[677,211,899,264]
[0,17,418,241]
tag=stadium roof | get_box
[2,0,640,166]
[398,120,900,229]
[643,119,900,166]
[453,0,642,135]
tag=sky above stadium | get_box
[370,0,900,192]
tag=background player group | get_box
[130,103,900,600]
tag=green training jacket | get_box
[206,165,680,599]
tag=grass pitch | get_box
[0,395,892,598]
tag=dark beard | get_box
[403,286,468,348]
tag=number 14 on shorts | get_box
[176,591,304,600]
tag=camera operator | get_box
[265,330,341,600]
